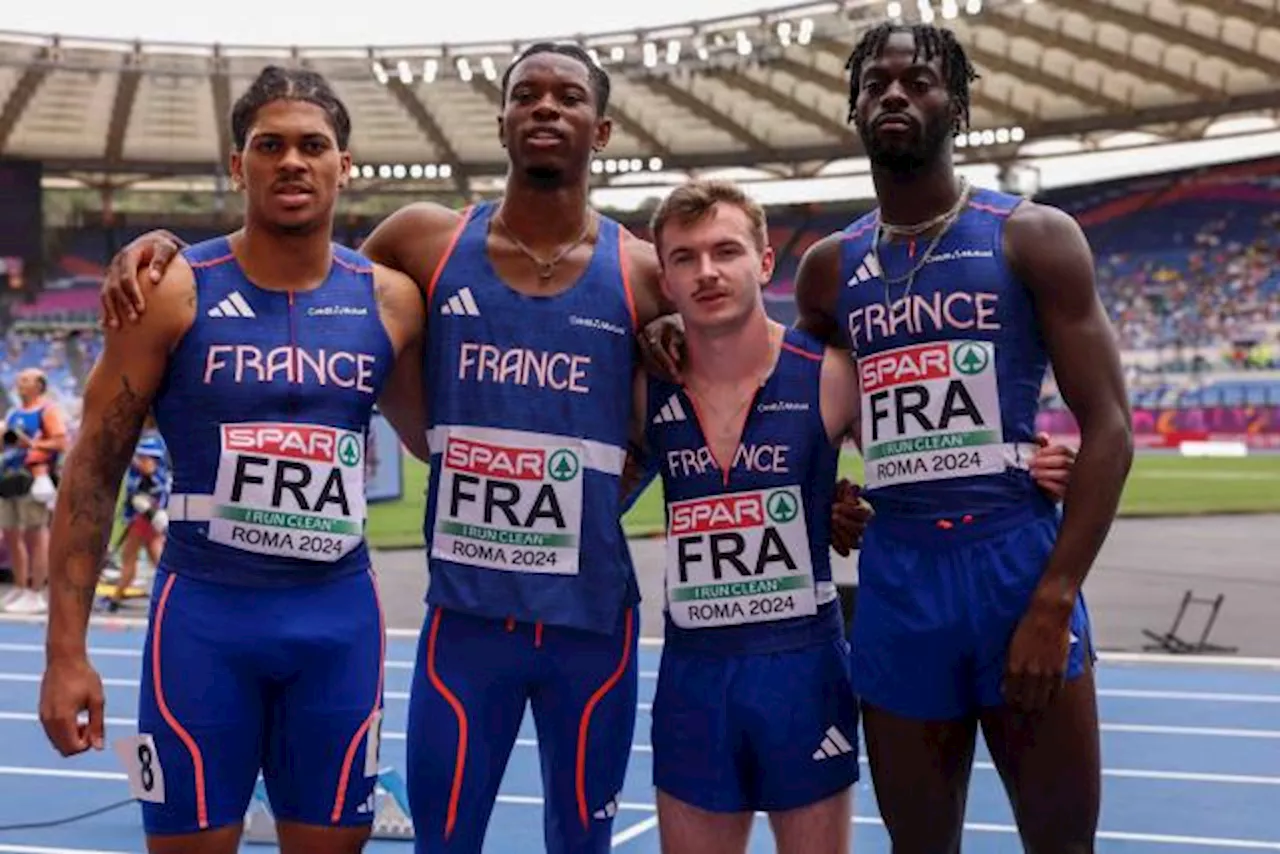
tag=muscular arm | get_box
[46,263,194,662]
[372,264,432,463]
[1008,203,1133,611]
[793,234,846,346]
[625,235,676,330]
[618,368,655,510]
[360,202,463,286]
[819,346,861,448]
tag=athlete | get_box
[634,178,1079,854]
[100,43,667,854]
[95,44,873,854]
[100,419,171,612]
[40,66,429,854]
[637,178,860,854]
[794,24,1130,854]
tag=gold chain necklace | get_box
[493,213,594,281]
[878,177,972,239]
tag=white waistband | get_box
[427,425,627,476]
[1001,441,1040,471]
[166,493,213,522]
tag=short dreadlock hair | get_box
[844,22,979,133]
[501,42,612,116]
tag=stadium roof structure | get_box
[0,0,1277,196]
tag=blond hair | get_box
[649,179,768,258]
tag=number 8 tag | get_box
[114,734,166,803]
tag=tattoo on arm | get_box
[59,375,151,600]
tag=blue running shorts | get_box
[134,566,385,835]
[851,502,1095,721]
[406,606,639,853]
[652,636,860,814]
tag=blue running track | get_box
[0,619,1277,853]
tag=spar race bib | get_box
[665,486,816,629]
[860,340,1007,489]
[210,422,366,561]
[432,427,583,575]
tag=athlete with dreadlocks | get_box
[789,22,1133,853]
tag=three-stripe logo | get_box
[651,394,687,425]
[208,291,256,318]
[812,726,855,761]
[440,287,480,317]
[846,253,882,287]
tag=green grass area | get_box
[366,452,1280,549]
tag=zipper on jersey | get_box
[287,290,298,416]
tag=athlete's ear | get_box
[592,114,612,152]
[229,150,245,193]
[497,113,507,149]
[759,245,775,288]
[337,150,353,189]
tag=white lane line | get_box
[1,719,1276,787]
[0,767,1277,851]
[7,671,1279,708]
[611,815,660,846]
[6,619,1280,669]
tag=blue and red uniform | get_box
[837,188,1094,720]
[409,202,639,853]
[644,328,859,813]
[136,236,394,834]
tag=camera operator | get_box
[1,369,67,614]
[101,419,169,612]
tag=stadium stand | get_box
[17,156,1279,370]
[9,156,1280,455]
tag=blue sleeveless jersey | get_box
[151,236,394,587]
[645,328,841,655]
[422,202,640,635]
[836,188,1046,520]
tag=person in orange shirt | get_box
[1,368,68,614]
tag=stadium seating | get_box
[11,157,1280,376]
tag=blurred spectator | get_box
[1,368,68,614]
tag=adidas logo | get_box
[847,253,881,287]
[812,726,854,761]
[440,287,480,317]
[652,394,688,424]
[208,291,255,318]
[592,797,619,820]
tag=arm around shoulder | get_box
[360,202,465,288]
[624,234,673,328]
[373,263,427,353]
[794,234,845,345]
[373,263,431,463]
[819,346,861,447]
